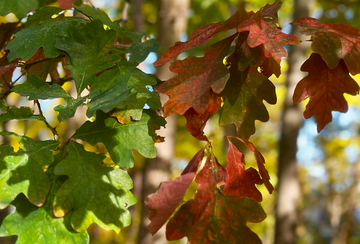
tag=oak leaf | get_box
[223,140,263,202]
[292,17,360,75]
[166,155,265,244]
[293,53,359,132]
[183,90,221,141]
[145,172,196,235]
[154,8,247,66]
[0,136,59,208]
[219,63,276,140]
[53,141,136,233]
[238,13,299,63]
[158,35,236,117]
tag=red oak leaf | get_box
[166,154,265,243]
[24,48,60,80]
[235,31,281,78]
[58,0,76,9]
[223,140,263,202]
[183,90,221,141]
[293,53,359,132]
[158,35,236,117]
[257,0,282,19]
[145,172,196,235]
[0,51,19,86]
[292,17,360,75]
[0,22,18,50]
[154,8,247,67]
[238,13,299,63]
[238,138,274,194]
[181,146,208,175]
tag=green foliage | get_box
[1,0,360,243]
[0,135,59,208]
[11,74,71,100]
[0,0,38,19]
[73,110,165,168]
[53,141,136,233]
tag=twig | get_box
[0,70,26,99]
[48,75,73,86]
[35,100,59,138]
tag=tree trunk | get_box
[332,158,360,244]
[274,0,314,243]
[138,1,190,244]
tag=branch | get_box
[35,100,59,138]
[48,75,73,86]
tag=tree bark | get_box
[274,0,314,243]
[138,1,190,244]
[332,158,360,244]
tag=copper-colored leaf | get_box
[257,0,282,19]
[154,8,247,67]
[238,13,299,63]
[183,90,221,141]
[158,35,236,117]
[292,17,360,75]
[58,0,76,9]
[181,146,208,175]
[293,53,359,132]
[166,155,265,243]
[223,140,263,202]
[145,172,196,235]
[239,138,274,194]
[24,48,60,80]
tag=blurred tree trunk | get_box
[138,1,190,244]
[274,0,314,243]
[332,158,360,244]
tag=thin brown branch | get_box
[48,75,73,86]
[35,100,59,138]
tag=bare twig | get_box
[35,100,59,138]
[48,75,73,86]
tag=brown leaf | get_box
[293,53,359,132]
[145,172,196,235]
[292,17,360,75]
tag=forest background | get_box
[1,0,360,244]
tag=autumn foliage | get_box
[0,0,359,243]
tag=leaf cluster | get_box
[0,1,164,242]
[1,0,360,243]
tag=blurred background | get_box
[1,0,360,243]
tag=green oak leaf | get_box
[54,97,86,122]
[75,5,122,34]
[53,141,136,233]
[0,136,59,209]
[0,0,38,19]
[0,153,89,244]
[6,17,87,61]
[0,106,45,123]
[219,67,276,139]
[26,6,63,27]
[55,19,120,95]
[11,74,71,100]
[73,110,165,168]
[0,194,89,244]
[86,63,161,121]
[127,39,160,63]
